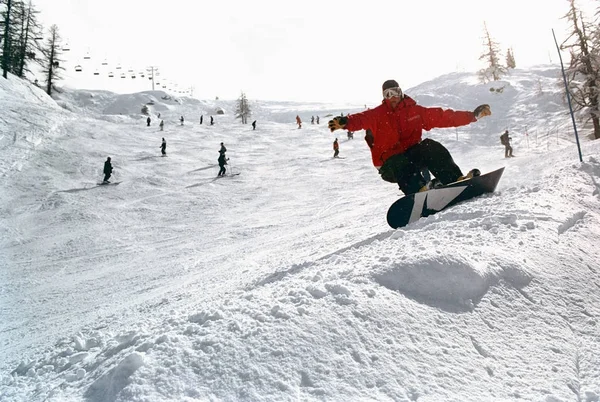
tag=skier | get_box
[252,120,257,130]
[347,131,354,139]
[328,79,491,195]
[500,130,514,158]
[146,116,151,127]
[296,115,302,129]
[200,115,203,124]
[160,138,167,156]
[210,116,214,126]
[311,116,315,124]
[218,142,228,176]
[180,115,184,126]
[159,120,164,131]
[316,116,320,124]
[103,157,113,183]
[333,138,340,158]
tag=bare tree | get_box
[38,24,63,96]
[235,91,251,124]
[561,0,600,139]
[506,47,516,69]
[478,22,507,83]
[1,0,14,79]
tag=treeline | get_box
[1,0,64,95]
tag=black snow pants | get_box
[378,138,463,195]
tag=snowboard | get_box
[97,181,122,186]
[386,167,505,229]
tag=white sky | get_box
[33,0,598,102]
[2,65,600,400]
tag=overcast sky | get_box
[34,0,597,103]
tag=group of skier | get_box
[102,79,514,194]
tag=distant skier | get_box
[180,115,184,126]
[159,120,164,131]
[157,112,161,119]
[252,120,257,130]
[103,157,113,183]
[200,115,203,124]
[296,115,302,129]
[146,116,151,127]
[316,116,320,124]
[500,130,514,158]
[333,138,339,158]
[311,116,315,124]
[160,138,167,156]
[210,116,214,126]
[347,131,354,139]
[218,142,228,176]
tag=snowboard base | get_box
[386,167,505,229]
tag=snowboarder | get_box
[328,79,491,195]
[296,115,302,129]
[180,115,184,126]
[252,120,257,130]
[103,157,113,183]
[146,116,151,127]
[500,130,514,158]
[160,138,167,156]
[218,142,228,176]
[200,115,203,124]
[159,120,164,131]
[333,138,340,158]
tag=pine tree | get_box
[478,22,507,83]
[38,24,63,96]
[506,47,516,69]
[561,0,600,139]
[1,0,14,79]
[235,91,251,124]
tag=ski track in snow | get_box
[2,68,600,401]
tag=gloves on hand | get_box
[364,129,374,148]
[473,104,491,119]
[328,116,348,132]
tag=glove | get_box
[364,129,374,148]
[473,104,491,119]
[328,116,348,132]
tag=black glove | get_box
[364,129,374,148]
[473,104,491,119]
[328,116,348,132]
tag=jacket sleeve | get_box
[420,106,476,131]
[345,109,377,132]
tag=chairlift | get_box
[156,82,160,85]
[83,54,91,60]
[131,74,136,79]
[116,65,122,70]
[148,76,152,80]
[140,73,145,77]
[102,60,108,66]
[121,74,126,78]
[93,70,99,76]
[75,65,82,72]
[62,43,70,51]
[108,72,114,78]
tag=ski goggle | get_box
[383,87,403,99]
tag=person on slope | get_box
[333,138,340,158]
[103,157,113,183]
[218,142,228,176]
[160,138,167,156]
[328,79,491,195]
[500,130,514,158]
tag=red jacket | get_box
[345,96,476,168]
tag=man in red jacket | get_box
[328,79,491,195]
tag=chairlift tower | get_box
[146,65,159,90]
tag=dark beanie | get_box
[382,79,400,91]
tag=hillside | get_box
[1,66,600,402]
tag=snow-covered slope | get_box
[1,67,600,402]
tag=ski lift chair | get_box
[93,70,99,75]
[83,54,91,60]
[108,72,114,77]
[75,65,82,72]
